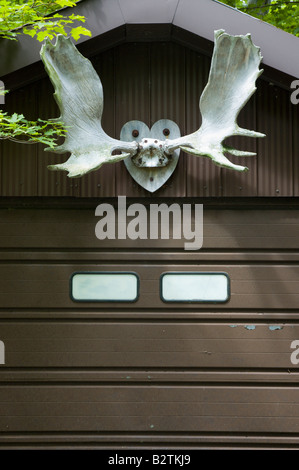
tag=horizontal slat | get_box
[0,209,298,249]
[0,370,299,384]
[0,310,298,320]
[1,251,299,262]
[0,432,298,449]
[0,385,299,432]
[0,322,296,369]
[0,263,299,309]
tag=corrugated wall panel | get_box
[257,80,293,196]
[115,43,151,197]
[80,50,116,197]
[185,49,222,197]
[293,95,299,196]
[150,42,186,197]
[222,96,258,196]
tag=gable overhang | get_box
[0,0,298,90]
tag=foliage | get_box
[0,111,67,147]
[0,0,91,41]
[0,0,91,147]
[218,0,299,37]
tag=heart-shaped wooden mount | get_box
[120,119,181,193]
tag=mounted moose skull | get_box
[40,30,265,192]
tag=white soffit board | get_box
[117,0,180,23]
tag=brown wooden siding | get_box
[1,41,297,198]
[0,38,298,450]
[0,204,299,448]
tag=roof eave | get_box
[0,0,298,89]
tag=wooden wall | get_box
[1,40,299,449]
[0,204,298,448]
[0,41,298,199]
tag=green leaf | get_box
[10,113,21,123]
[70,25,92,41]
[23,27,36,38]
[36,29,50,41]
[55,0,76,7]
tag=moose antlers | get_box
[40,30,264,182]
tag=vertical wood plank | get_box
[80,50,116,197]
[115,43,151,197]
[292,90,299,196]
[222,95,258,197]
[185,50,222,197]
[257,80,293,196]
[150,42,186,197]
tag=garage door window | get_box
[70,272,139,302]
[160,272,230,303]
